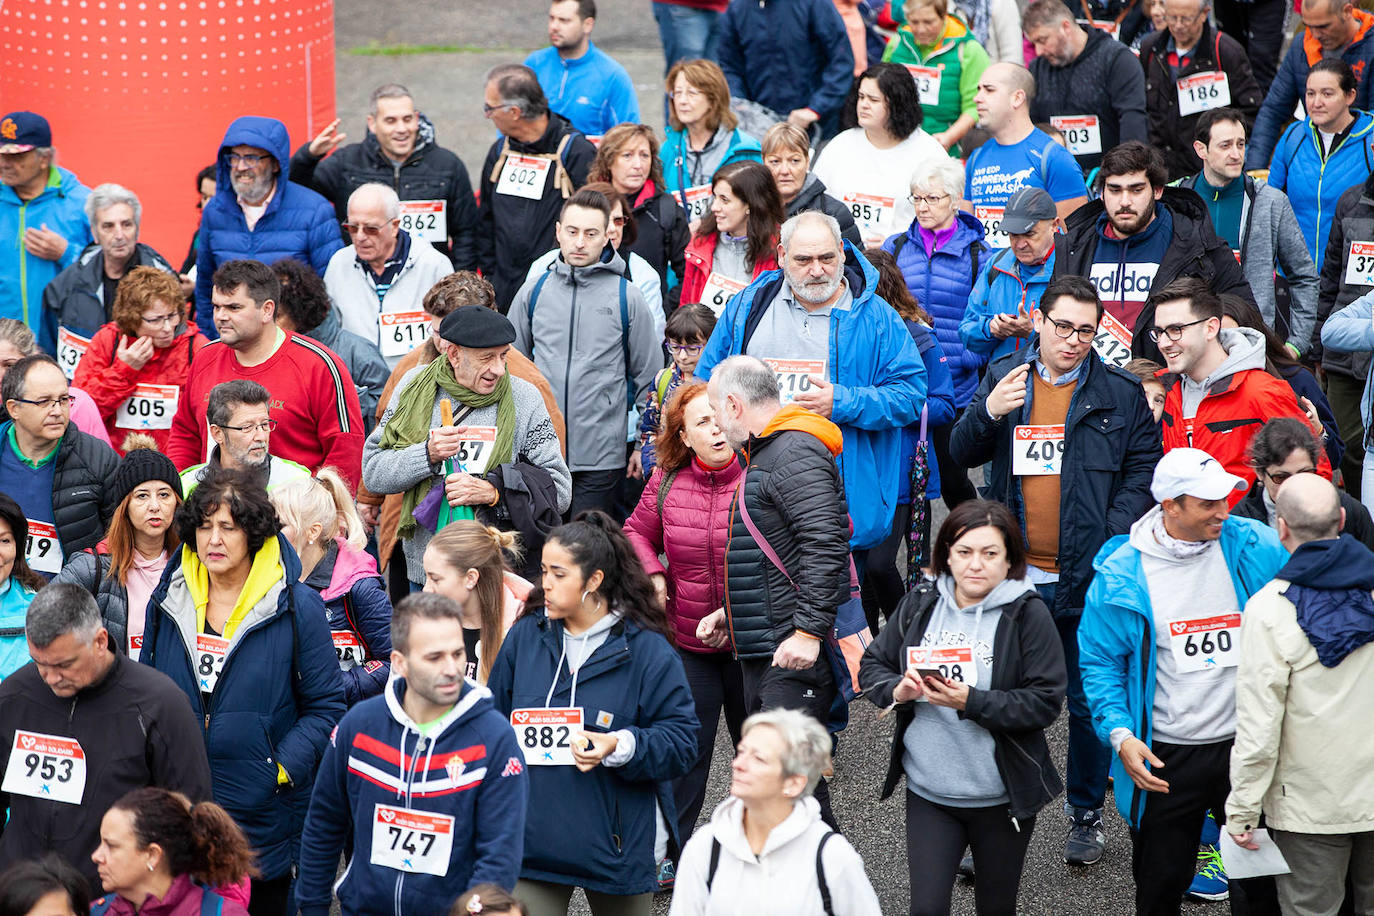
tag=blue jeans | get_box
[652,2,723,70]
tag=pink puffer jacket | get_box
[624,457,742,653]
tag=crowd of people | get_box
[2,0,1374,913]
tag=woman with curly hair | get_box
[141,467,346,916]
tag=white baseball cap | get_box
[1151,448,1248,503]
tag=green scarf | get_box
[383,356,517,537]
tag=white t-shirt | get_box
[812,127,948,246]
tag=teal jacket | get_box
[1079,515,1286,827]
[0,577,37,681]
[659,126,762,199]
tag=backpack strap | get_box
[488,137,513,184]
[890,233,907,263]
[706,837,722,891]
[816,830,837,916]
[553,134,575,199]
[969,241,983,290]
[656,467,679,515]
[91,898,115,916]
[525,269,554,361]
[619,275,634,409]
[341,590,373,659]
[654,367,673,406]
[200,889,224,916]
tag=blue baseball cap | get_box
[0,112,51,154]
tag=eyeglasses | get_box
[140,313,181,327]
[1046,317,1097,343]
[667,342,705,355]
[611,216,627,227]
[227,153,269,167]
[217,419,278,434]
[1264,467,1317,485]
[11,395,75,411]
[1146,317,1210,342]
[482,102,514,115]
[908,193,951,208]
[341,221,396,237]
[1164,10,1206,26]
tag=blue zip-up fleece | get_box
[524,42,640,136]
[1267,109,1374,273]
[140,535,347,879]
[486,610,698,896]
[0,165,91,333]
[659,127,762,197]
[1277,534,1374,667]
[194,116,343,336]
[959,246,1055,365]
[695,241,929,549]
[1078,516,1286,827]
[296,677,528,916]
[900,320,955,503]
[883,211,987,408]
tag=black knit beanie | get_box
[109,449,184,508]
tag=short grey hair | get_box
[909,158,965,200]
[1276,477,1343,544]
[84,183,142,237]
[27,584,103,650]
[348,182,401,220]
[741,709,833,796]
[780,210,842,251]
[710,355,780,407]
[369,83,413,116]
[484,64,549,119]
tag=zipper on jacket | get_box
[562,280,578,464]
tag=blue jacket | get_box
[194,117,343,336]
[486,610,698,896]
[883,212,988,408]
[0,165,91,333]
[696,241,930,549]
[713,0,855,122]
[959,246,1055,365]
[0,577,35,681]
[900,320,955,503]
[1079,516,1286,827]
[524,43,641,136]
[296,677,528,916]
[1266,110,1374,272]
[140,536,347,880]
[302,539,394,706]
[659,127,762,197]
[1320,288,1374,450]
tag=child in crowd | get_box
[450,885,529,916]
[635,304,718,476]
[1123,357,1171,423]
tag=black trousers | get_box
[933,417,976,508]
[739,655,838,829]
[672,648,747,843]
[905,790,1035,916]
[569,468,623,520]
[248,874,291,916]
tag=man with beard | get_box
[694,210,928,569]
[524,0,640,137]
[1053,141,1252,364]
[177,379,311,494]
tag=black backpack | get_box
[705,831,838,915]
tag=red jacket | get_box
[165,331,365,487]
[1162,367,1329,506]
[73,322,208,455]
[624,457,743,653]
[681,232,779,308]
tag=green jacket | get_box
[882,16,990,142]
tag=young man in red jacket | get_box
[166,259,364,486]
[1155,277,1326,503]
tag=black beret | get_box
[438,306,516,349]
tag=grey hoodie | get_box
[510,249,663,472]
[1180,326,1267,419]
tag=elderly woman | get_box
[141,467,345,916]
[882,0,991,150]
[761,123,862,249]
[668,709,882,915]
[813,63,948,246]
[860,500,1066,916]
[660,59,762,212]
[72,267,207,454]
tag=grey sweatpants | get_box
[1271,829,1374,916]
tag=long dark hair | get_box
[0,855,89,916]
[525,511,674,640]
[0,493,44,592]
[1219,293,1300,375]
[696,160,784,269]
[842,62,923,139]
[864,248,933,324]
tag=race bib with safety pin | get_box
[194,634,229,693]
[903,64,943,106]
[1346,242,1374,287]
[974,205,1008,248]
[24,521,61,576]
[115,384,178,430]
[906,645,979,688]
[1167,613,1241,673]
[843,192,896,235]
[672,185,713,222]
[2,730,87,805]
[1092,310,1135,369]
[370,804,455,876]
[496,155,551,200]
[1012,425,1066,476]
[761,358,826,405]
[398,200,447,243]
[332,631,365,671]
[379,310,432,359]
[700,272,747,315]
[1050,115,1102,156]
[454,426,498,475]
[1177,71,1231,117]
[510,707,583,766]
[56,328,90,381]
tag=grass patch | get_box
[347,42,523,56]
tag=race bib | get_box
[370,804,455,877]
[1167,613,1241,673]
[129,634,143,663]
[495,155,551,200]
[455,426,498,475]
[761,357,826,405]
[1346,241,1374,287]
[398,200,447,244]
[2,731,86,805]
[332,630,364,671]
[379,310,432,358]
[194,633,229,693]
[24,521,61,576]
[700,271,747,315]
[1012,425,1066,476]
[1092,310,1134,369]
[974,205,1008,248]
[1050,115,1102,156]
[56,327,90,381]
[671,185,713,222]
[903,64,942,106]
[906,645,979,688]
[510,707,583,766]
[1177,71,1231,117]
[843,192,896,235]
[1076,18,1119,39]
[114,383,178,430]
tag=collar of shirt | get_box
[1031,349,1085,387]
[6,425,59,470]
[359,229,412,285]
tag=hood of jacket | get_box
[1277,534,1374,667]
[756,404,844,456]
[709,794,825,863]
[215,116,291,201]
[162,533,294,649]
[1304,7,1374,65]
[307,537,381,602]
[1208,326,1268,378]
[384,671,497,742]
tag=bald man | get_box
[964,62,1089,249]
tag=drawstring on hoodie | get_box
[544,626,595,710]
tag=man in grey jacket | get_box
[510,187,662,517]
[1176,108,1319,359]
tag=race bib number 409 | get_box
[1012,425,1065,476]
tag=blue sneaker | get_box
[657,858,676,891]
[1186,844,1229,902]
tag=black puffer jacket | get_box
[1316,173,1374,377]
[52,548,132,653]
[628,188,690,311]
[47,426,119,555]
[39,242,176,349]
[786,174,862,249]
[724,414,850,660]
[859,580,1066,819]
[288,116,481,271]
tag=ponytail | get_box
[426,521,523,683]
[270,466,366,552]
[112,788,257,888]
[187,801,258,887]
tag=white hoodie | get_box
[669,796,881,916]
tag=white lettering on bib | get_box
[1177,71,1231,117]
[1092,310,1135,369]
[56,328,90,381]
[843,192,896,236]
[1012,424,1066,476]
[1345,241,1374,287]
[398,200,447,243]
[379,310,432,359]
[903,65,942,106]
[1050,115,1103,156]
[114,383,178,430]
[370,804,455,876]
[3,731,87,805]
[24,521,61,576]
[762,358,826,405]
[672,185,714,223]
[332,631,364,671]
[700,271,747,315]
[906,645,979,688]
[1168,613,1241,673]
[510,707,583,766]
[495,155,551,200]
[194,633,229,693]
[455,426,499,475]
[975,205,1009,249]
